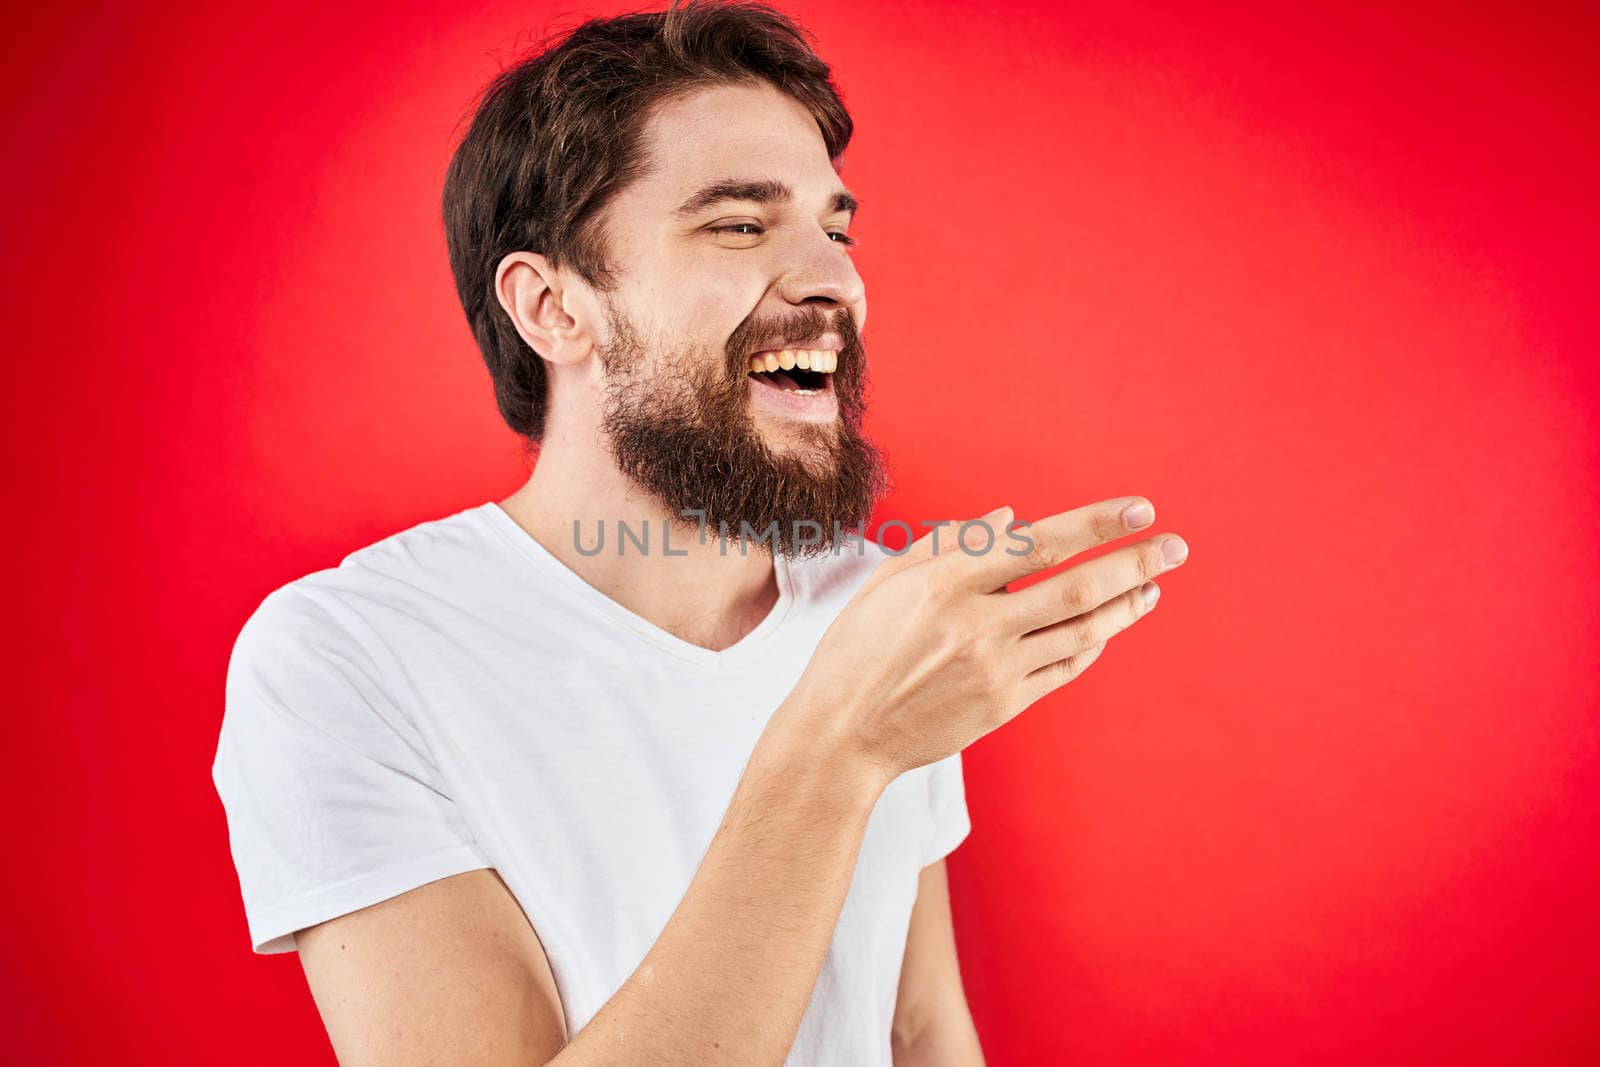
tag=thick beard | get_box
[596,300,888,560]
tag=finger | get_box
[1016,641,1107,709]
[947,496,1157,594]
[864,505,1013,593]
[1004,534,1180,635]
[1015,580,1158,675]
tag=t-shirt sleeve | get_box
[211,585,491,955]
[922,749,972,866]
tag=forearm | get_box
[551,699,888,1066]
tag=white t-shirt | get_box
[211,500,970,1064]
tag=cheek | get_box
[652,245,775,350]
[685,272,767,346]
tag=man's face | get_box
[584,81,885,559]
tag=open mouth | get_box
[746,349,836,395]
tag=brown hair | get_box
[441,0,854,445]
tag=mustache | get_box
[727,307,861,366]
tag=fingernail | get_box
[1140,581,1160,608]
[983,505,1012,521]
[1161,536,1188,566]
[1122,501,1154,529]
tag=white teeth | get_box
[750,348,838,374]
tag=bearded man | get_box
[211,2,1186,1063]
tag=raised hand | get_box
[786,498,1188,779]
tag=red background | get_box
[6,1,1597,1062]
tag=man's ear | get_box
[493,251,594,367]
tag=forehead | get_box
[629,81,838,206]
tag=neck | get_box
[497,429,781,654]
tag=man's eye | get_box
[705,223,857,248]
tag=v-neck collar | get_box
[477,501,795,669]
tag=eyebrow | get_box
[672,177,859,219]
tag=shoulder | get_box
[229,578,349,676]
[233,503,503,651]
[223,580,387,738]
[221,569,437,771]
[327,502,505,605]
[225,504,508,711]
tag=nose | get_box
[774,227,865,309]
